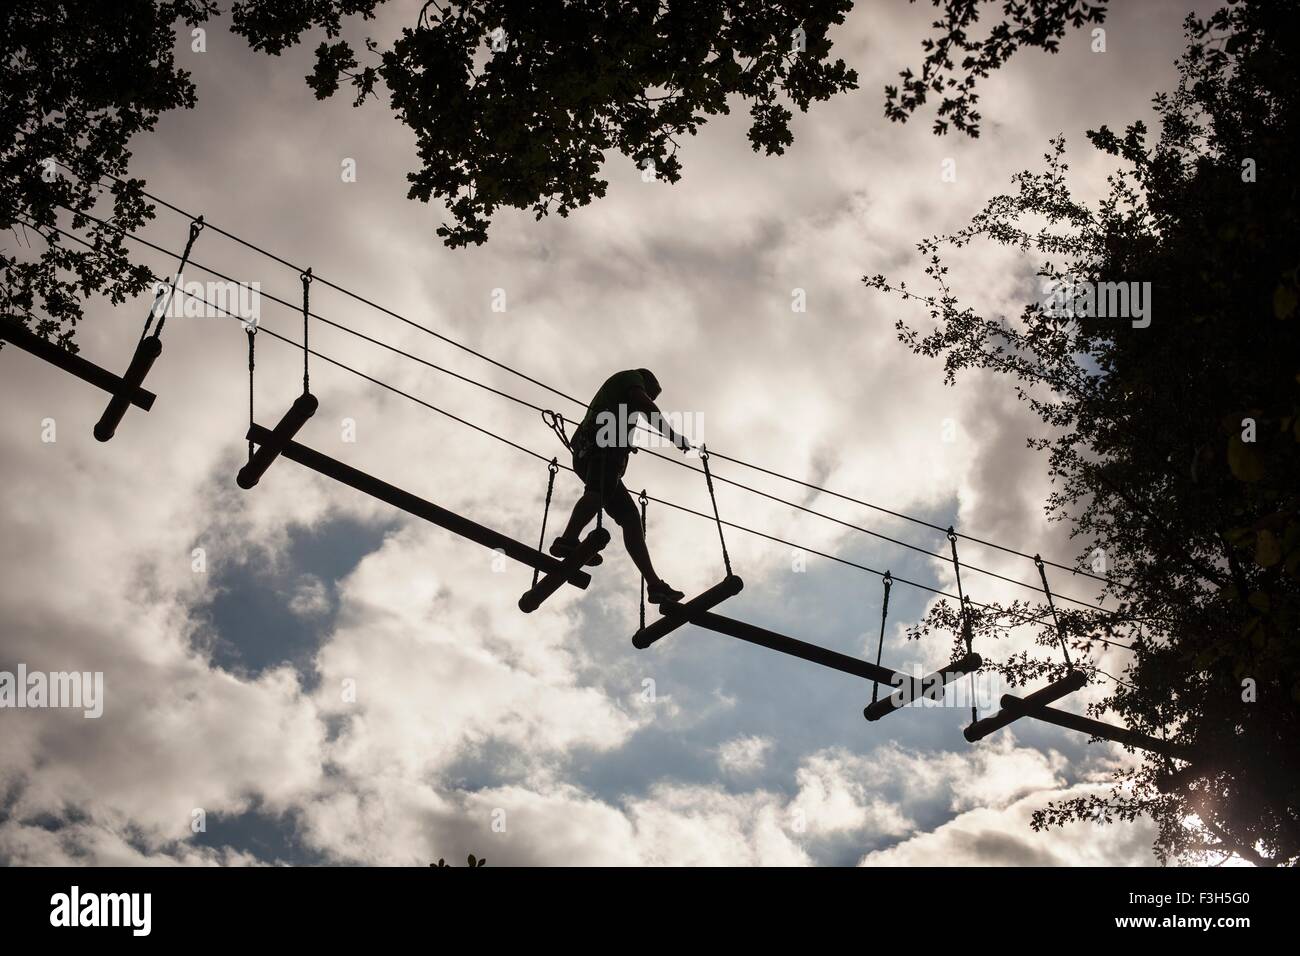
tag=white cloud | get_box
[716,735,774,775]
[287,575,331,619]
[859,784,1157,867]
[0,821,263,867]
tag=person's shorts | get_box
[573,447,637,527]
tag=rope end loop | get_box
[541,409,572,453]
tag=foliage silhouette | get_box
[230,0,859,247]
[867,0,1300,865]
[884,0,1109,137]
[0,0,216,342]
[230,0,1108,245]
[3,1,1112,341]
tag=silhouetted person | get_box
[552,368,689,603]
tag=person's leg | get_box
[556,450,601,543]
[558,489,600,542]
[603,481,660,583]
[607,485,682,602]
[619,502,658,582]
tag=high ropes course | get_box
[0,168,1195,779]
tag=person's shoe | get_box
[549,536,603,566]
[646,580,685,604]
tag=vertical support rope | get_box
[245,326,256,465]
[1035,554,1074,670]
[144,216,204,341]
[639,490,649,632]
[531,458,559,588]
[596,451,605,532]
[700,446,733,577]
[300,268,312,394]
[871,571,893,705]
[948,527,977,722]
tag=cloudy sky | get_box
[0,1,1211,865]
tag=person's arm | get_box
[628,386,691,452]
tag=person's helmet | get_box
[637,368,661,398]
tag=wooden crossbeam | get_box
[1,318,156,411]
[246,423,590,587]
[1000,693,1190,758]
[640,603,981,710]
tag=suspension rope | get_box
[52,164,1132,592]
[300,268,312,394]
[32,191,1135,618]
[245,323,256,465]
[639,489,649,632]
[871,571,893,705]
[1035,554,1075,670]
[949,528,973,652]
[141,215,203,341]
[531,458,560,588]
[949,527,977,722]
[700,446,733,577]
[21,211,1146,646]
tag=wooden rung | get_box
[94,336,162,441]
[245,423,590,587]
[963,670,1088,742]
[237,393,319,488]
[862,652,984,721]
[1,318,156,411]
[632,575,744,648]
[518,527,610,612]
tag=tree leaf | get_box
[1255,529,1282,567]
[1227,434,1265,482]
[1274,284,1297,319]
